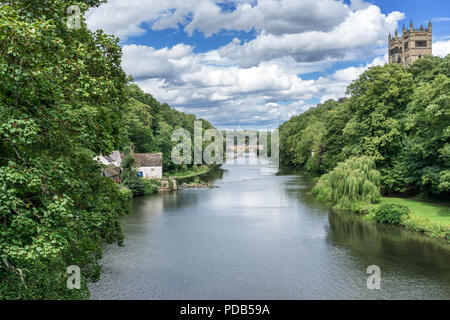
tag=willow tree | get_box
[313,156,381,212]
[0,0,128,299]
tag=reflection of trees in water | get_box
[132,168,225,213]
[178,168,225,185]
[327,210,450,273]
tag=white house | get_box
[133,153,163,179]
[95,150,122,168]
[94,151,123,183]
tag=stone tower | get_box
[388,20,432,67]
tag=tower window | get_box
[415,40,427,47]
[390,47,402,55]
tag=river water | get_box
[90,157,450,299]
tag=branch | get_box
[2,258,27,288]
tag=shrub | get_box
[119,187,133,201]
[142,179,159,195]
[313,156,381,212]
[312,174,332,202]
[375,204,409,224]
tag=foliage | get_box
[313,157,381,212]
[376,197,450,225]
[403,74,450,197]
[121,153,146,197]
[142,179,159,195]
[0,0,128,299]
[280,55,450,199]
[400,215,450,243]
[375,204,409,224]
[121,152,160,196]
[119,186,133,201]
[119,84,214,173]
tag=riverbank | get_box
[376,197,450,225]
[165,165,212,179]
[341,196,450,244]
[365,197,450,244]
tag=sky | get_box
[86,0,450,130]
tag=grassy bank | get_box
[362,197,450,243]
[376,197,450,225]
[165,165,211,179]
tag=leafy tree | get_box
[403,74,450,197]
[121,153,145,197]
[118,84,214,174]
[0,0,128,299]
[294,121,325,172]
[280,56,450,199]
[320,101,351,171]
[343,63,414,164]
[313,157,381,212]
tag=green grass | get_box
[377,197,450,225]
[165,165,211,179]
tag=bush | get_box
[119,187,133,201]
[401,215,450,242]
[312,174,332,202]
[375,204,409,224]
[142,179,159,195]
[124,175,146,196]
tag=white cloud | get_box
[217,5,404,67]
[184,0,351,37]
[122,40,386,128]
[87,0,406,128]
[434,40,450,57]
[87,0,352,40]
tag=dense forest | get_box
[280,55,450,200]
[0,0,212,299]
[118,84,214,173]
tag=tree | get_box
[121,153,146,197]
[313,157,381,212]
[343,64,414,164]
[0,0,128,299]
[403,74,450,197]
[279,55,450,200]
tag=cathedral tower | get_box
[388,20,432,67]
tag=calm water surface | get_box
[90,158,450,299]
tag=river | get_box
[89,156,450,299]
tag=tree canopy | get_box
[0,0,128,299]
[280,55,450,199]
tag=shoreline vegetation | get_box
[277,56,450,245]
[120,165,218,198]
[310,158,450,244]
[165,165,212,179]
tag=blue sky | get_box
[87,0,450,129]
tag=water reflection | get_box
[90,160,450,300]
